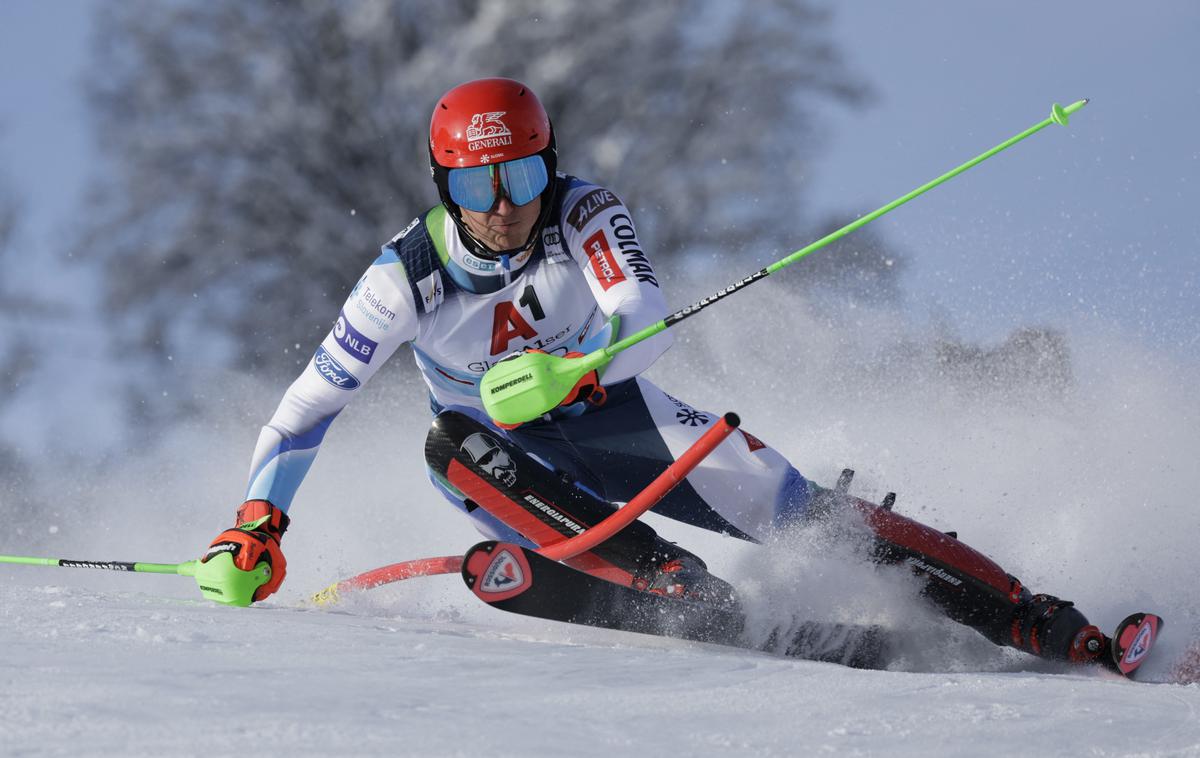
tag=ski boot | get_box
[1063,609,1165,678]
[1007,594,1167,677]
[1009,594,1106,663]
[635,555,739,610]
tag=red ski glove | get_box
[202,499,290,603]
[557,351,607,407]
[552,355,609,412]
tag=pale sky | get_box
[812,2,1199,356]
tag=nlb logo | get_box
[333,311,377,364]
[466,111,512,152]
[313,346,361,390]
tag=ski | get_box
[1107,612,1164,679]
[461,540,893,669]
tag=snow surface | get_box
[4,283,1200,756]
[3,578,1199,757]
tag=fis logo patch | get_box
[416,271,444,314]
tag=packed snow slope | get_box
[3,580,1199,757]
[3,280,1200,756]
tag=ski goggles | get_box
[447,155,549,212]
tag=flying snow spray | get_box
[480,100,1090,425]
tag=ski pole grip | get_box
[539,412,741,562]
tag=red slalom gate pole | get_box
[538,412,741,562]
[311,411,740,603]
[311,555,463,605]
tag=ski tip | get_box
[463,541,534,604]
[1111,612,1163,678]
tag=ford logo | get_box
[313,346,361,390]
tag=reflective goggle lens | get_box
[448,155,549,212]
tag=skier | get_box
[203,77,1112,668]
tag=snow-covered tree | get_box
[82,0,872,396]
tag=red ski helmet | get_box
[428,78,559,258]
[430,77,553,169]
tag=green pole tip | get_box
[1053,99,1090,126]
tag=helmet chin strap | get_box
[446,180,559,262]
[448,211,537,261]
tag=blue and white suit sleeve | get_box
[244,247,418,512]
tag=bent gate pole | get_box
[312,412,742,602]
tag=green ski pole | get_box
[0,551,271,607]
[480,100,1089,425]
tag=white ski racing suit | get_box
[243,175,812,543]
